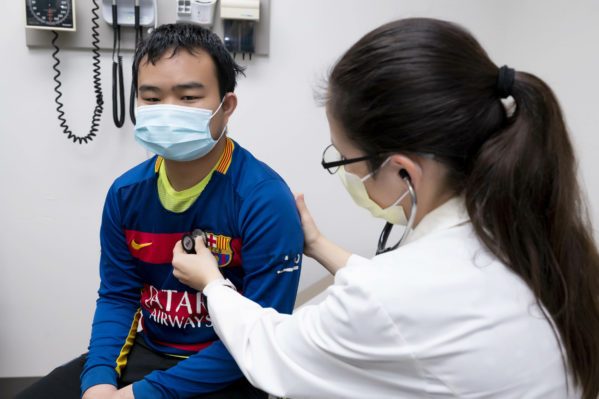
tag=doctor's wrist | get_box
[305,234,327,259]
[309,236,351,275]
[203,278,237,296]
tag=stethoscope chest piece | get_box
[182,229,207,254]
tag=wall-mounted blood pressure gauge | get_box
[25,0,76,31]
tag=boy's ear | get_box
[222,93,238,117]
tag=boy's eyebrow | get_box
[138,85,161,92]
[173,82,205,90]
[138,82,205,93]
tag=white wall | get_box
[502,0,599,222]
[0,0,596,377]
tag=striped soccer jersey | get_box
[81,138,304,398]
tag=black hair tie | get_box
[496,65,516,98]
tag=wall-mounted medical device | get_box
[25,0,104,144]
[25,0,77,31]
[24,0,270,142]
[101,0,156,27]
[101,0,157,128]
[221,0,259,19]
[177,0,218,27]
[26,0,270,56]
[221,0,260,59]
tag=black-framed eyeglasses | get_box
[321,144,380,175]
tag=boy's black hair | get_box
[132,23,245,99]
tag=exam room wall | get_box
[0,0,595,378]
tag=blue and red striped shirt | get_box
[81,139,303,398]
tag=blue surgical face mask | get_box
[134,101,226,161]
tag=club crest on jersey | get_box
[205,232,233,267]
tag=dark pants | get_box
[16,335,267,399]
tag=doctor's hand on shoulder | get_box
[294,193,322,257]
[171,192,353,292]
[295,192,352,275]
[172,237,223,291]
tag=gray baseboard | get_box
[0,377,40,398]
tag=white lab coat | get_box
[203,197,578,399]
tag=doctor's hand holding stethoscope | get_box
[172,17,599,399]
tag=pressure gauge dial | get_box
[26,0,76,31]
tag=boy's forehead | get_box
[139,48,218,84]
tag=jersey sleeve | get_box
[133,178,304,398]
[237,178,304,311]
[81,184,144,394]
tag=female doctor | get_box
[172,18,599,399]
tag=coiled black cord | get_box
[51,0,104,144]
[90,0,104,138]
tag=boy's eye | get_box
[143,98,160,103]
[182,96,200,101]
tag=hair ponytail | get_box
[465,71,599,399]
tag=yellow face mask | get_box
[337,159,409,225]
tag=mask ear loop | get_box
[209,97,228,141]
[211,98,226,117]
[376,169,418,255]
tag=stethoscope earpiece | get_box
[399,169,411,181]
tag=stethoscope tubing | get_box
[376,175,417,255]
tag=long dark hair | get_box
[326,18,599,398]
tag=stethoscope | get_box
[112,0,143,128]
[160,229,208,288]
[376,169,418,255]
[182,229,208,254]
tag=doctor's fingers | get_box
[194,235,214,256]
[173,239,185,255]
[195,235,208,249]
[172,266,190,285]
[295,193,321,238]
[172,247,196,272]
[295,193,313,223]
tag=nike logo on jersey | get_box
[131,240,153,250]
